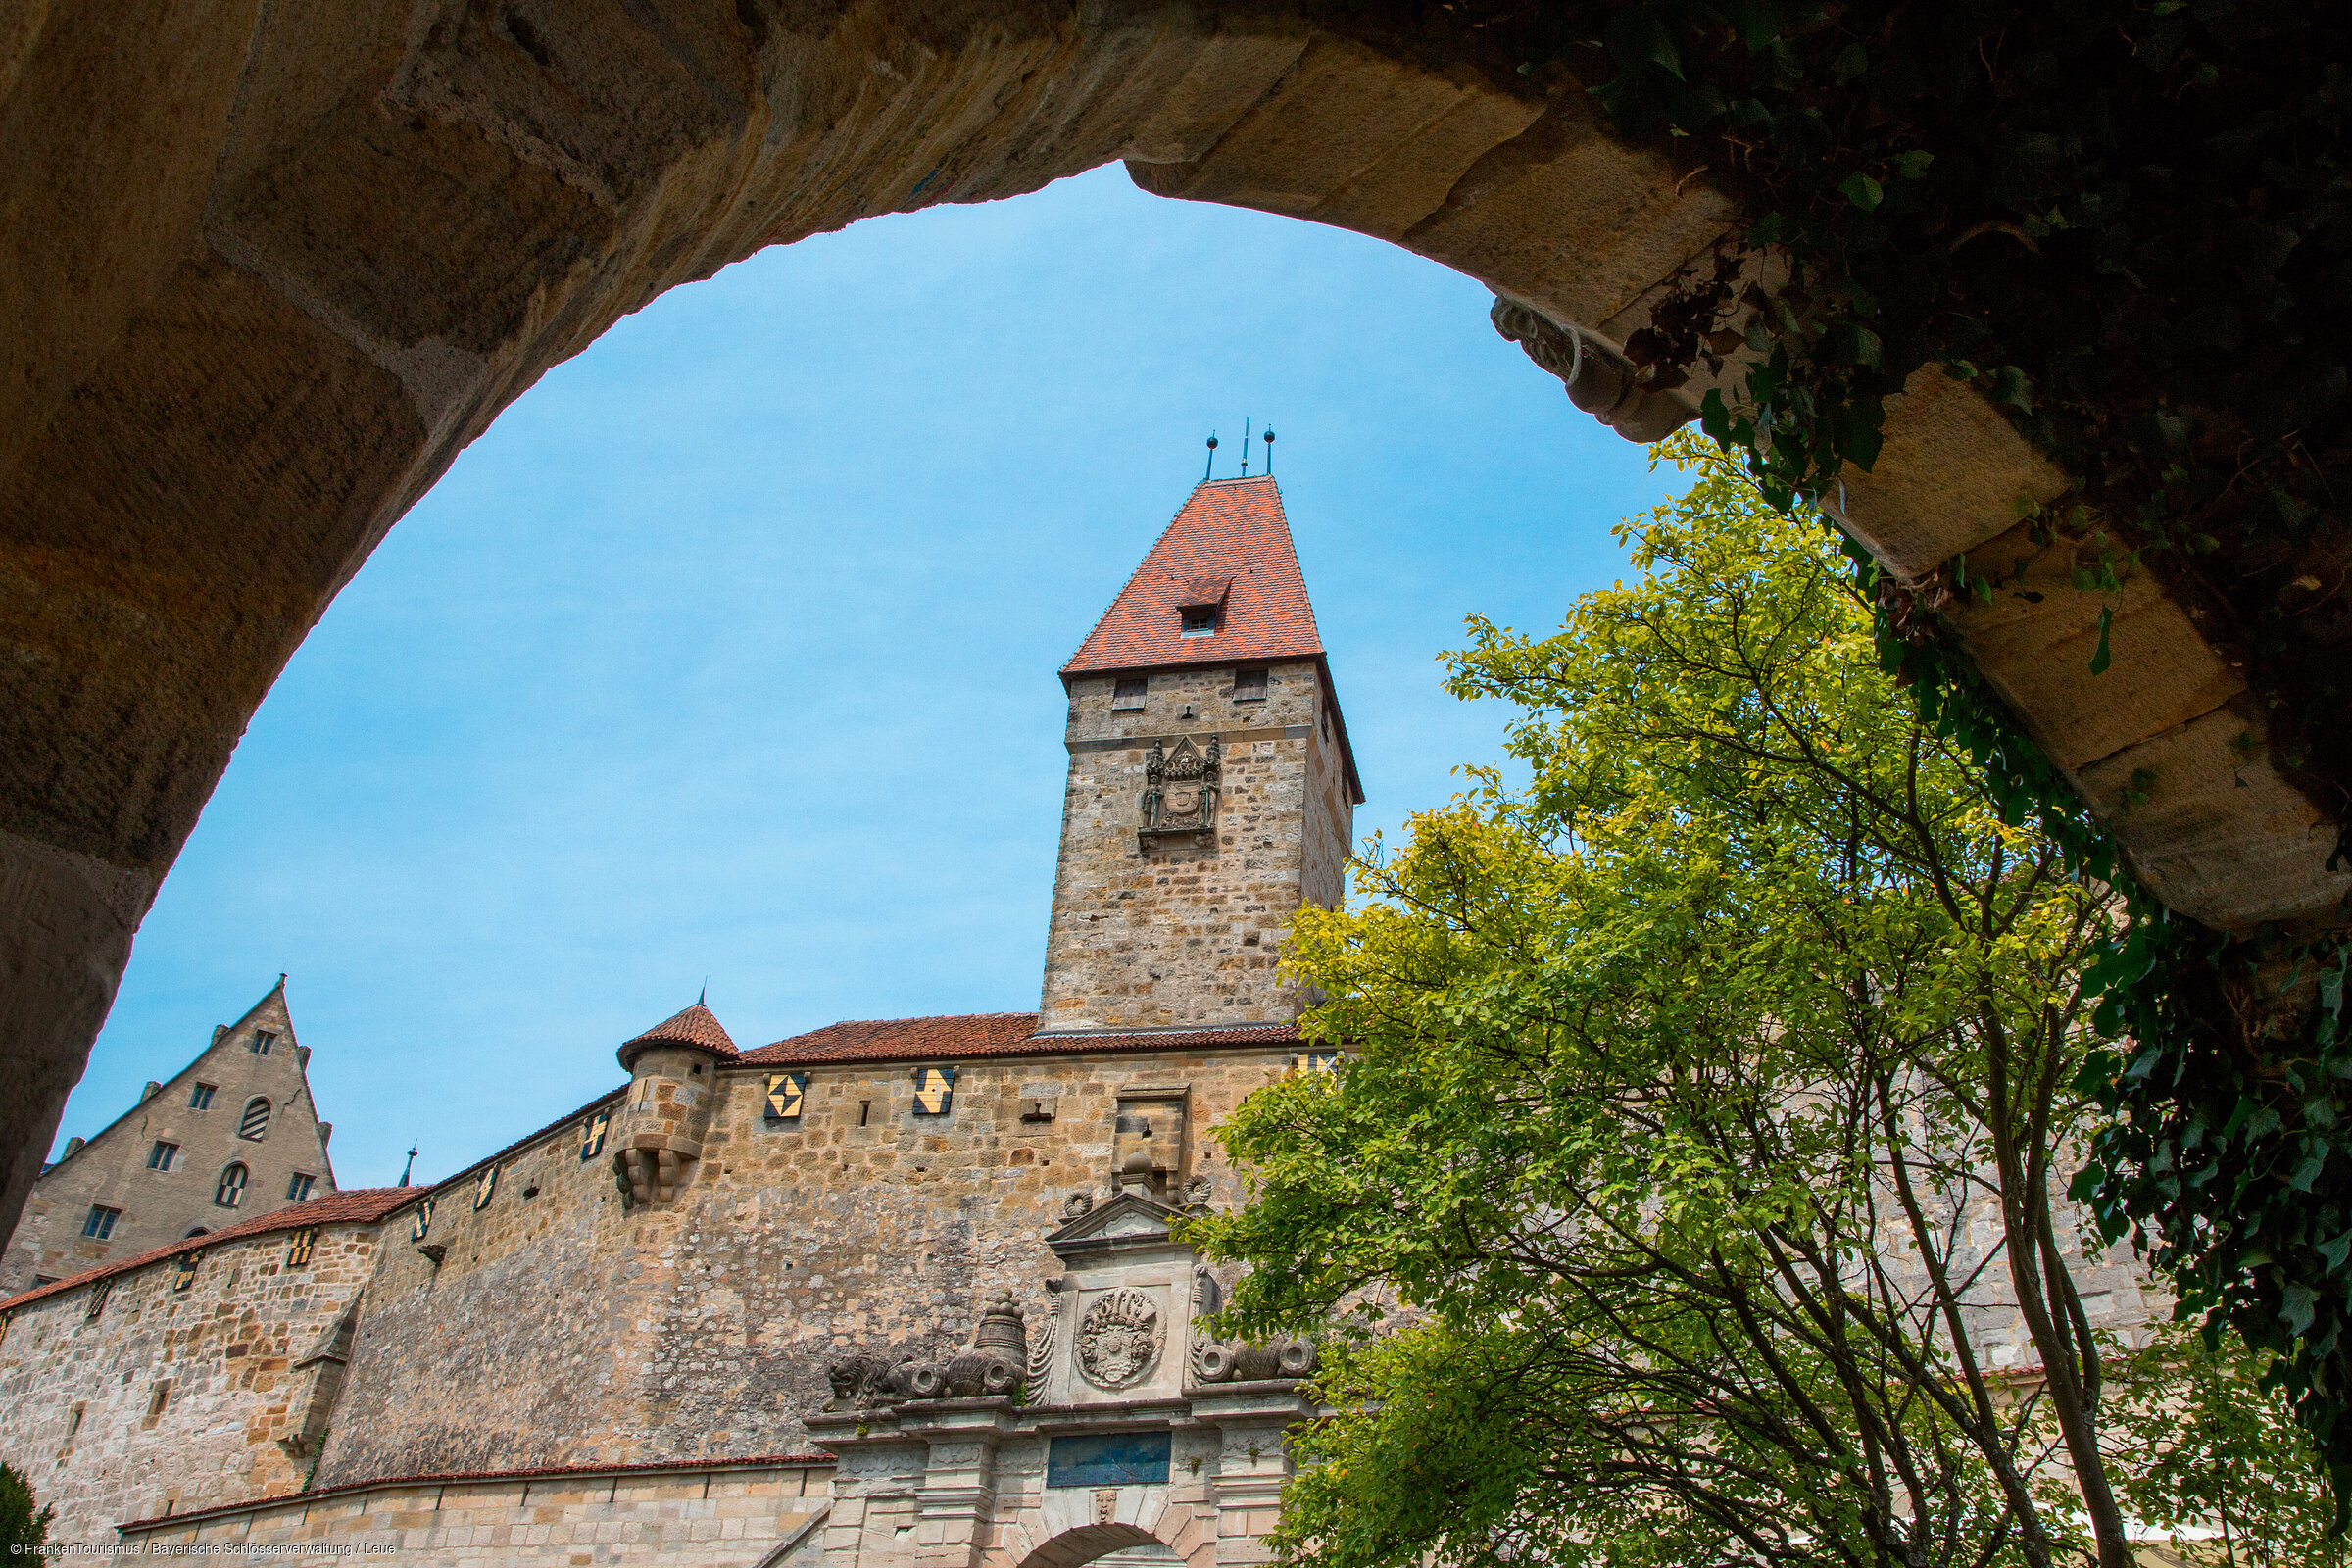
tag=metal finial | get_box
[698,980,708,1006]
[1203,432,1218,482]
[398,1145,418,1187]
[1241,418,1251,476]
[1263,427,1275,475]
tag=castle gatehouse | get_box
[0,475,1363,1567]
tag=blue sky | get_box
[54,165,1678,1188]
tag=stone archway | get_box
[1000,1508,1215,1568]
[5,0,2335,1239]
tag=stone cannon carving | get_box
[824,1290,1031,1409]
[1190,1338,1317,1383]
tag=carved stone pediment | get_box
[1141,736,1219,845]
[1043,1190,1180,1255]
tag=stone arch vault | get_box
[4,0,2341,1240]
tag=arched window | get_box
[182,1226,210,1239]
[237,1097,271,1140]
[214,1163,248,1208]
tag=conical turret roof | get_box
[618,1002,739,1069]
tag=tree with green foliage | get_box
[1191,434,2331,1568]
[2097,1320,2345,1568]
[0,1460,53,1552]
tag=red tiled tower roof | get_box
[618,1002,739,1069]
[1062,477,1326,675]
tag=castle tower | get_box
[1041,476,1363,1033]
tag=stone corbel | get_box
[614,1139,698,1206]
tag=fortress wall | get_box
[318,1045,1295,1490]
[0,1215,381,1542]
[1043,662,1326,1030]
[116,1457,833,1567]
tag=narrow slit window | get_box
[148,1381,172,1417]
[148,1141,179,1172]
[237,1098,271,1140]
[82,1205,121,1241]
[215,1163,249,1208]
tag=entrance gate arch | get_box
[810,1191,1301,1568]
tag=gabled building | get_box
[0,979,338,1295]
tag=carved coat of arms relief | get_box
[1074,1287,1163,1390]
[1141,736,1220,846]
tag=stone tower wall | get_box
[2,989,337,1295]
[0,1214,382,1542]
[314,1045,1298,1494]
[1039,660,1353,1032]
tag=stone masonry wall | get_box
[2,987,337,1295]
[0,1215,380,1541]
[1040,662,1352,1030]
[318,1046,1298,1491]
[116,1458,833,1567]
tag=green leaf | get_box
[1891,150,1935,179]
[2090,604,2114,676]
[1838,172,1884,211]
[1833,40,1868,84]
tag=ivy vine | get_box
[1333,0,2352,1495]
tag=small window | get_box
[250,1030,275,1055]
[182,1227,210,1241]
[215,1163,249,1208]
[148,1141,179,1172]
[148,1381,172,1418]
[189,1083,216,1110]
[237,1098,271,1140]
[82,1205,121,1241]
[83,1281,111,1322]
[1111,676,1148,711]
[1180,605,1218,635]
[472,1165,498,1210]
[286,1171,316,1201]
[1233,666,1267,702]
[579,1111,610,1160]
[411,1199,434,1243]
[172,1253,199,1292]
[286,1228,317,1267]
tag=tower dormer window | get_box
[1175,574,1230,637]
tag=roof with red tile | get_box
[619,1001,740,1067]
[1063,478,1325,675]
[0,1187,412,1314]
[740,1015,1301,1067]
